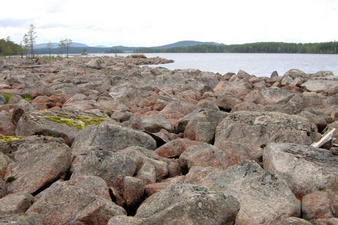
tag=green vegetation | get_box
[1,93,12,103]
[21,94,33,102]
[0,38,22,56]
[135,42,338,54]
[42,111,109,129]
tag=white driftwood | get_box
[311,128,336,148]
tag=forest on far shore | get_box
[135,41,338,54]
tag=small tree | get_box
[59,39,72,58]
[22,34,29,57]
[26,24,37,58]
[81,48,87,55]
[46,42,53,59]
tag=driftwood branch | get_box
[311,128,336,148]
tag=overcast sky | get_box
[1,0,338,47]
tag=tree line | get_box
[0,24,73,58]
[135,42,338,54]
[0,37,22,56]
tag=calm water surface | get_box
[101,53,338,77]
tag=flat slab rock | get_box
[214,111,317,165]
[185,161,300,225]
[264,143,338,197]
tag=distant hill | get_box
[153,40,220,49]
[35,42,88,49]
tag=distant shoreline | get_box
[33,41,338,55]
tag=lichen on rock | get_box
[0,135,21,142]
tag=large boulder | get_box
[119,146,169,182]
[301,77,338,95]
[71,150,136,187]
[185,161,301,225]
[86,58,105,69]
[4,137,71,194]
[263,143,338,196]
[302,191,335,220]
[0,152,12,178]
[15,110,109,145]
[154,138,200,158]
[0,112,15,136]
[213,80,252,99]
[277,217,313,225]
[160,101,197,125]
[71,121,156,156]
[141,114,172,133]
[0,192,34,215]
[184,109,228,143]
[244,87,295,105]
[179,143,229,170]
[27,179,125,225]
[214,111,317,165]
[11,99,34,125]
[281,69,308,86]
[108,216,142,225]
[0,214,43,225]
[0,179,5,198]
[135,182,240,225]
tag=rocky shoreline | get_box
[0,55,337,225]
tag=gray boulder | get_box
[214,111,317,165]
[183,109,228,143]
[185,161,301,225]
[71,150,136,186]
[0,192,34,215]
[135,182,240,225]
[281,69,307,86]
[277,217,313,225]
[263,143,338,196]
[119,146,169,183]
[71,121,156,156]
[0,179,5,198]
[27,180,125,225]
[0,214,43,225]
[11,100,34,125]
[244,87,295,105]
[108,216,143,225]
[141,114,172,133]
[86,58,105,69]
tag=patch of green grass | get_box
[20,94,33,102]
[1,93,12,103]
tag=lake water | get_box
[107,53,338,77]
